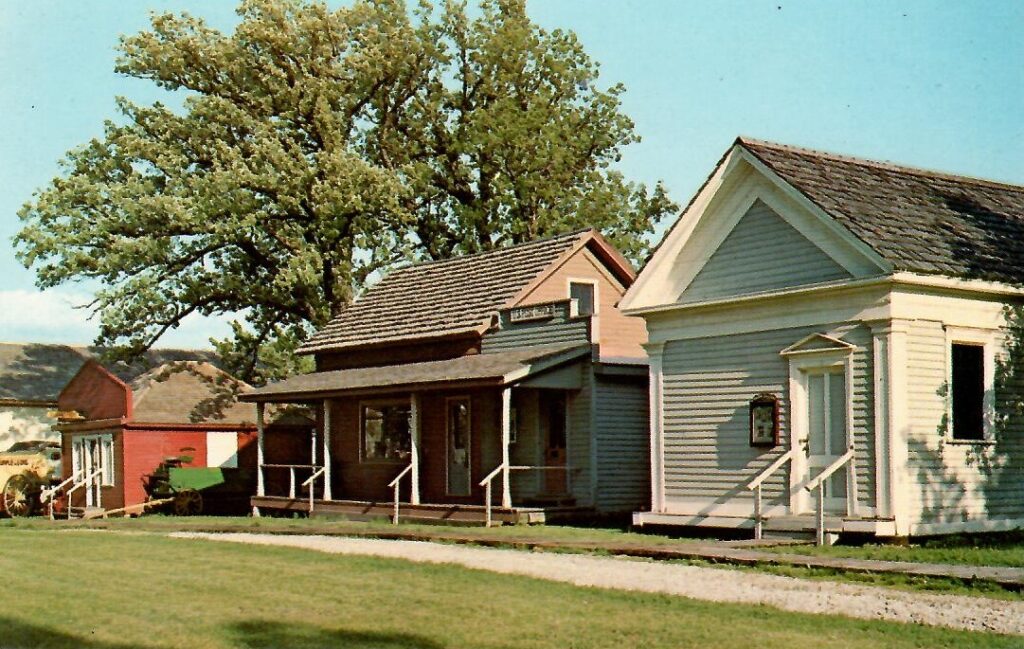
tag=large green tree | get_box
[16,0,676,383]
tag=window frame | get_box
[358,398,413,464]
[71,433,115,486]
[944,326,996,444]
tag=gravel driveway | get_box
[174,532,1024,636]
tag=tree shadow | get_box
[938,191,1024,284]
[229,620,445,649]
[0,616,157,649]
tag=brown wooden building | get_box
[244,229,651,524]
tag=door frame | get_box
[70,432,113,508]
[444,395,472,497]
[786,349,855,515]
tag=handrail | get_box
[805,447,856,546]
[745,449,797,491]
[301,466,326,514]
[744,449,797,540]
[41,470,82,520]
[65,468,104,519]
[804,448,855,493]
[388,463,414,525]
[480,464,574,528]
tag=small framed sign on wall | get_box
[749,393,780,447]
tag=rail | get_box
[387,463,414,525]
[65,468,104,519]
[744,448,797,540]
[40,470,81,520]
[260,463,321,499]
[301,466,326,514]
[804,447,856,546]
[479,464,573,527]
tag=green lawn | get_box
[766,532,1024,568]
[1,527,1020,648]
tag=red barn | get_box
[57,359,309,515]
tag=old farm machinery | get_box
[0,441,62,517]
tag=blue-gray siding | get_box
[681,200,851,303]
[661,324,875,510]
[594,374,650,512]
[482,302,590,353]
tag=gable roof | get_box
[129,361,258,425]
[739,138,1024,285]
[0,343,88,405]
[299,229,635,354]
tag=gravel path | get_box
[174,532,1024,636]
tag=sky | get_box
[1,1,1022,348]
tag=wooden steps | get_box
[250,496,590,525]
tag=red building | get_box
[57,359,308,515]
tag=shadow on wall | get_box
[228,620,445,649]
[918,305,1024,527]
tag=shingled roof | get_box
[0,343,88,405]
[740,138,1024,284]
[299,229,633,354]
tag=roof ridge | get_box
[387,228,593,275]
[738,136,1024,193]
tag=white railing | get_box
[745,448,797,540]
[261,464,321,499]
[479,464,573,528]
[64,468,104,519]
[804,447,856,546]
[41,470,81,520]
[387,463,414,525]
[302,466,326,514]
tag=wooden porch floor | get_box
[251,496,591,525]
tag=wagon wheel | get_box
[173,489,203,516]
[2,474,35,518]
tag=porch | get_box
[242,344,594,525]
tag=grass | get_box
[1,527,1021,649]
[765,531,1024,568]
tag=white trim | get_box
[567,277,599,343]
[943,325,998,443]
[785,341,855,515]
[410,393,421,505]
[661,496,789,519]
[886,320,912,536]
[910,516,1024,537]
[322,399,333,501]
[869,326,891,518]
[643,342,666,512]
[780,332,858,356]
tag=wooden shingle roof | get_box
[0,343,88,405]
[300,229,632,354]
[740,138,1024,284]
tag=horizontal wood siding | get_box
[594,374,650,512]
[568,370,593,507]
[681,200,851,303]
[482,302,591,353]
[662,324,874,510]
[905,318,1024,525]
[516,247,647,359]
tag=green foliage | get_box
[15,0,675,382]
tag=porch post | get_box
[253,402,265,517]
[500,387,512,508]
[322,399,333,501]
[410,392,421,505]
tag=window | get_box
[71,434,114,486]
[100,436,114,486]
[951,343,985,441]
[361,401,411,461]
[569,281,596,317]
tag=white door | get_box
[804,369,848,512]
[72,437,103,508]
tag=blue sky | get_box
[2,1,1022,348]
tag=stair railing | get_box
[64,468,104,519]
[387,463,414,525]
[745,448,797,540]
[301,466,326,514]
[479,464,572,527]
[40,470,81,520]
[804,446,856,546]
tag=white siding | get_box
[661,324,875,511]
[681,200,851,303]
[594,374,650,512]
[905,317,1024,525]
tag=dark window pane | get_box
[952,344,985,440]
[570,282,595,316]
[362,403,411,460]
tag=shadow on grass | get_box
[230,620,444,649]
[0,617,157,649]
